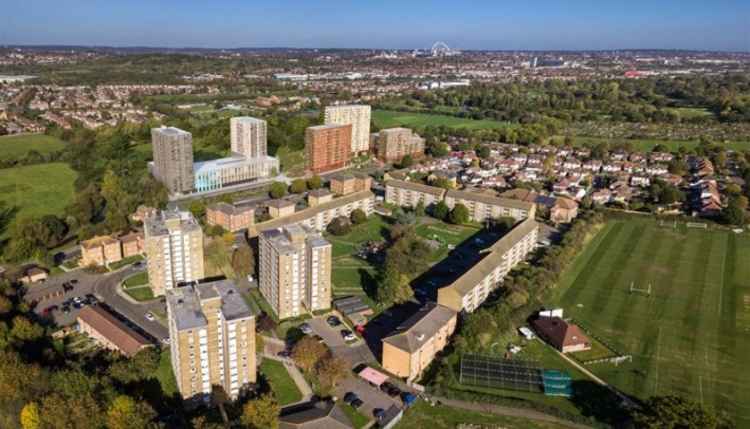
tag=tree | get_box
[631,395,729,429]
[292,337,328,374]
[20,402,41,429]
[315,355,349,396]
[399,154,414,168]
[722,198,747,226]
[377,266,414,305]
[449,203,470,225]
[350,208,367,225]
[269,182,287,199]
[414,201,426,217]
[290,179,308,194]
[189,200,206,220]
[428,141,449,158]
[327,216,352,236]
[106,395,155,429]
[232,244,255,279]
[241,394,280,429]
[432,201,450,221]
[10,316,44,344]
[307,175,323,190]
[477,145,491,159]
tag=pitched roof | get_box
[440,217,538,297]
[279,400,353,429]
[77,306,151,356]
[446,189,534,211]
[532,317,590,350]
[385,179,446,197]
[382,303,456,353]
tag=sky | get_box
[2,0,749,52]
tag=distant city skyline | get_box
[3,0,749,52]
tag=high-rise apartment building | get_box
[145,210,205,297]
[151,126,195,194]
[166,280,256,402]
[305,124,352,174]
[374,127,425,163]
[324,104,371,154]
[230,116,267,158]
[258,224,332,319]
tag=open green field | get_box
[0,133,67,158]
[373,110,510,130]
[260,358,302,406]
[0,162,77,221]
[567,136,749,152]
[396,401,571,429]
[554,219,750,426]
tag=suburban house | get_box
[381,302,457,382]
[77,305,151,356]
[532,316,591,353]
[19,266,48,284]
[80,233,145,267]
[550,197,579,224]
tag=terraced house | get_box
[438,217,538,313]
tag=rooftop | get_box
[145,209,201,237]
[385,179,447,196]
[208,201,254,216]
[77,305,151,356]
[153,126,190,136]
[193,155,277,174]
[166,279,255,332]
[382,302,457,353]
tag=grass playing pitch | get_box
[554,219,750,426]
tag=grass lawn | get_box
[0,162,77,224]
[154,349,179,397]
[274,146,305,177]
[0,133,66,158]
[415,220,481,262]
[567,135,750,152]
[553,219,750,426]
[123,271,149,288]
[373,110,510,130]
[107,254,144,271]
[395,401,571,429]
[123,286,155,302]
[338,401,370,429]
[260,358,302,406]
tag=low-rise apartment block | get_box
[80,233,145,267]
[329,172,373,196]
[385,180,446,208]
[206,202,254,232]
[166,280,256,402]
[259,225,332,319]
[77,305,151,357]
[444,189,535,222]
[373,127,425,163]
[250,190,375,237]
[382,303,457,381]
[145,210,205,297]
[438,217,538,313]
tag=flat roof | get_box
[166,279,255,332]
[385,179,446,197]
[194,155,277,174]
[145,210,201,237]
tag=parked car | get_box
[380,381,400,397]
[299,323,313,335]
[145,312,155,321]
[350,398,364,409]
[42,305,58,316]
[62,305,71,314]
[85,294,98,305]
[343,392,358,404]
[161,337,171,345]
[326,315,341,327]
[340,329,356,342]
[277,350,291,358]
[373,408,386,421]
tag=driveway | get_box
[308,316,376,366]
[336,374,400,421]
[24,264,169,344]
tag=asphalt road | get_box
[25,264,170,344]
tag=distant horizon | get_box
[3,1,748,52]
[3,44,749,55]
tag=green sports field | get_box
[0,134,67,158]
[555,219,750,425]
[0,162,77,221]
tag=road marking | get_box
[654,327,661,395]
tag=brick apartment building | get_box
[305,124,352,174]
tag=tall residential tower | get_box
[166,280,256,403]
[230,116,267,158]
[324,104,371,154]
[304,124,352,174]
[145,210,205,296]
[151,126,195,194]
[258,224,332,319]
